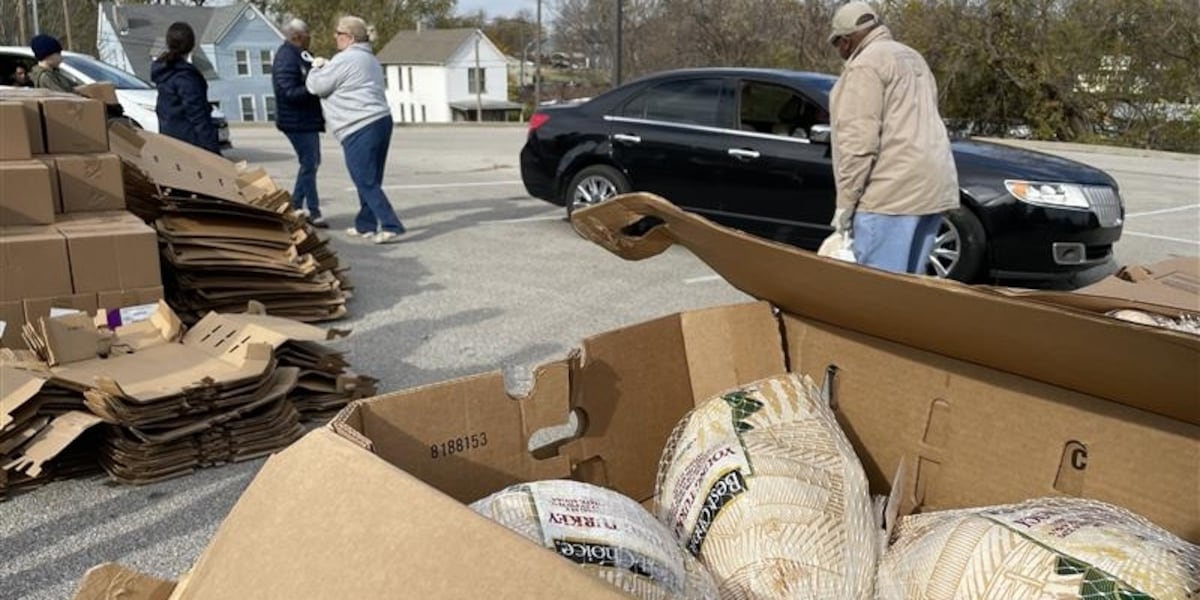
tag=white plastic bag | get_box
[818,231,856,263]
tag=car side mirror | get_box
[809,124,832,144]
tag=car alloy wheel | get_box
[928,217,961,279]
[571,175,620,211]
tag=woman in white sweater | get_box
[306,16,405,244]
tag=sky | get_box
[457,0,541,18]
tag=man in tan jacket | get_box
[828,2,959,274]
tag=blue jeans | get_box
[342,116,404,234]
[852,212,942,274]
[283,131,321,218]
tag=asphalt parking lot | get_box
[1,125,1197,599]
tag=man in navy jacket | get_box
[273,19,327,227]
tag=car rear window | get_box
[619,78,727,127]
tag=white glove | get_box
[312,57,328,69]
[831,206,854,234]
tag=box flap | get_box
[109,127,244,203]
[561,302,786,501]
[0,366,46,428]
[348,363,574,503]
[173,429,627,599]
[71,563,176,600]
[571,193,1200,425]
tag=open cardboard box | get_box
[73,194,1198,599]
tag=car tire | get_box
[928,208,986,282]
[564,165,631,217]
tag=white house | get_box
[376,28,523,123]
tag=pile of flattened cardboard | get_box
[1,301,376,497]
[108,124,353,324]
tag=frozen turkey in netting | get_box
[876,497,1200,600]
[653,373,877,599]
[470,479,719,600]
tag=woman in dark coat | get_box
[151,22,220,154]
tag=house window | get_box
[264,95,276,122]
[260,49,274,75]
[407,67,413,92]
[409,104,415,123]
[421,105,426,122]
[235,49,250,76]
[468,68,487,94]
[239,95,256,121]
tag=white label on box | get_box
[530,480,686,595]
[118,303,158,325]
[49,307,82,318]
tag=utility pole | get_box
[474,32,483,123]
[534,0,542,108]
[31,0,40,36]
[18,0,28,45]
[62,0,73,50]
[613,0,623,87]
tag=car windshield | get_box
[63,55,152,90]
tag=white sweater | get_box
[305,43,391,142]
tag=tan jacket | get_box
[830,26,959,216]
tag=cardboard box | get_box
[55,211,161,293]
[0,300,24,348]
[35,157,63,214]
[0,101,33,160]
[52,153,127,214]
[0,160,56,225]
[0,224,71,301]
[71,194,1199,599]
[0,96,46,155]
[40,97,108,154]
[97,287,165,311]
[22,293,100,325]
[74,82,119,106]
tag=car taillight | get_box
[528,113,550,132]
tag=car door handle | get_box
[728,148,761,159]
[614,133,642,144]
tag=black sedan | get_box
[520,68,1124,283]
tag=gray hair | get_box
[337,16,370,43]
[283,18,308,36]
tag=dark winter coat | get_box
[151,58,220,154]
[272,42,324,133]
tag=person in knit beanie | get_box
[29,34,75,93]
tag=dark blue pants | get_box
[283,131,321,218]
[342,116,404,234]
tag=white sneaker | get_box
[373,231,400,245]
[309,215,329,229]
[345,227,373,238]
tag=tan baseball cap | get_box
[828,1,879,44]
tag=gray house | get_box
[97,2,284,123]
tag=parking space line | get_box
[1122,231,1200,245]
[1126,205,1200,218]
[343,180,524,192]
[684,275,724,284]
[482,215,563,224]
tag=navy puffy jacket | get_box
[151,59,220,154]
[272,42,324,133]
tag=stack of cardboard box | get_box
[0,90,163,350]
[1,301,376,495]
[109,125,352,324]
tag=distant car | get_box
[521,68,1124,284]
[0,47,231,149]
